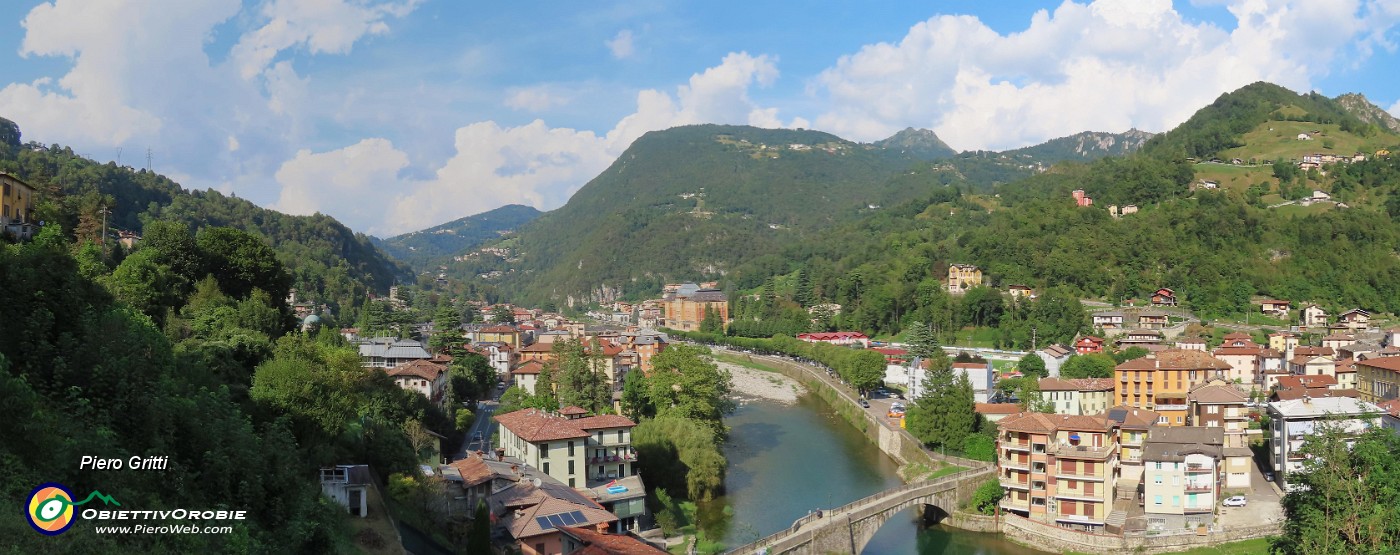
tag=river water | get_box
[698,394,1049,554]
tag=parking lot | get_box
[1216,459,1284,528]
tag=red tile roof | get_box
[495,409,593,442]
[387,359,447,381]
[1276,375,1338,389]
[998,412,1110,434]
[573,415,637,430]
[514,361,544,375]
[1271,388,1357,401]
[1115,349,1232,371]
[481,324,518,334]
[560,406,589,416]
[1294,346,1334,357]
[447,455,499,487]
[1356,357,1400,373]
[521,342,556,352]
[797,332,869,341]
[560,526,666,554]
[975,403,1022,415]
[1038,378,1113,391]
[1376,399,1400,418]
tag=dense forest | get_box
[0,121,405,320]
[371,203,542,269]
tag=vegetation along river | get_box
[697,392,1050,554]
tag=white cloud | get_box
[504,86,573,111]
[1389,99,1400,118]
[810,0,1399,150]
[231,0,421,79]
[273,138,410,225]
[227,135,240,152]
[606,29,636,59]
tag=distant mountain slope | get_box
[1003,129,1155,161]
[871,127,957,160]
[457,124,937,303]
[374,204,542,269]
[1335,93,1400,133]
[1141,82,1374,159]
[0,119,404,313]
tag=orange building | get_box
[1114,349,1232,426]
[997,412,1119,532]
[661,289,728,332]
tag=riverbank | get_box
[718,358,804,404]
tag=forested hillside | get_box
[373,203,541,269]
[0,122,405,317]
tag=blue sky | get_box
[1,0,1398,236]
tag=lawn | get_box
[927,465,967,479]
[1218,119,1387,163]
[1194,163,1270,193]
[712,351,779,373]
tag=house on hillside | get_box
[947,264,983,294]
[1037,344,1074,378]
[1,172,39,240]
[1092,311,1126,331]
[387,359,450,408]
[1151,288,1178,307]
[1137,311,1169,330]
[1008,285,1036,300]
[1074,336,1106,354]
[1260,300,1291,317]
[1072,189,1094,207]
[1300,305,1327,328]
[1337,308,1370,331]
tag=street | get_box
[454,393,499,462]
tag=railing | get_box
[1184,483,1212,492]
[1047,442,1116,458]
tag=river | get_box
[698,393,1050,554]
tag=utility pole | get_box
[146,148,152,172]
[1031,326,1037,352]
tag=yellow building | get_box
[947,264,983,294]
[1356,357,1400,404]
[1114,350,1232,427]
[661,288,728,332]
[1,172,37,240]
[476,324,521,349]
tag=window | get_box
[1172,495,1180,507]
[540,443,549,458]
[1208,405,1219,414]
[1154,475,1162,485]
[1154,495,1163,505]
[598,465,604,475]
[1176,416,1183,424]
[568,441,575,456]
[618,430,625,443]
[1155,462,1163,470]
[543,462,550,474]
[569,478,575,487]
[536,543,545,554]
[1171,476,1179,486]
[1158,416,1168,424]
[568,460,575,474]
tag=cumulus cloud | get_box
[1389,99,1400,118]
[811,0,1400,150]
[303,52,798,235]
[231,0,421,79]
[273,138,410,224]
[607,29,636,59]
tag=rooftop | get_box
[387,359,447,381]
[1116,349,1232,371]
[998,412,1110,434]
[1269,396,1382,419]
[559,526,666,555]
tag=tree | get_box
[646,344,734,438]
[1273,427,1400,555]
[1060,353,1116,378]
[633,416,727,501]
[906,368,976,451]
[907,321,950,373]
[1014,377,1054,413]
[846,349,887,395]
[195,227,292,303]
[429,303,463,353]
[699,304,723,334]
[468,501,492,554]
[489,305,515,324]
[455,408,475,432]
[969,479,1005,515]
[1111,346,1149,364]
[620,369,652,421]
[794,267,814,307]
[1017,352,1047,379]
[103,249,188,325]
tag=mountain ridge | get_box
[372,203,542,268]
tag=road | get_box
[454,394,500,462]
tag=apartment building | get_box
[1037,378,1115,415]
[1104,406,1163,500]
[1186,379,1253,489]
[1142,427,1225,530]
[1114,349,1232,426]
[1356,356,1400,404]
[997,412,1119,532]
[494,408,638,489]
[1268,396,1382,491]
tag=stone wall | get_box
[1000,514,1279,554]
[947,512,1001,533]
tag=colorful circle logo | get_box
[26,482,76,535]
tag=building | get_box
[514,361,545,394]
[582,475,649,534]
[1378,399,1400,435]
[947,263,983,294]
[952,361,995,403]
[1260,300,1291,317]
[320,465,372,517]
[1174,337,1207,352]
[358,338,433,368]
[996,412,1119,532]
[796,331,870,348]
[443,453,521,514]
[1320,334,1356,351]
[387,359,450,408]
[558,525,665,554]
[1151,288,1177,307]
[1008,285,1036,300]
[1114,350,1233,426]
[1212,333,1265,386]
[1091,312,1125,331]
[1,172,38,240]
[1356,356,1400,404]
[1074,336,1105,354]
[1269,332,1299,359]
[1141,427,1224,529]
[494,408,638,489]
[1268,396,1383,491]
[493,476,620,555]
[1334,308,1369,331]
[1300,305,1327,328]
[1037,378,1115,415]
[1072,189,1094,207]
[1186,379,1253,489]
[1136,311,1169,330]
[1104,407,1163,499]
[475,324,523,349]
[1037,344,1074,378]
[976,403,1023,424]
[660,287,728,332]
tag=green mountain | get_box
[454,124,942,303]
[373,204,541,268]
[1002,129,1155,161]
[870,127,958,159]
[1335,92,1400,133]
[0,120,405,316]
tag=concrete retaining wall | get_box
[947,512,1001,533]
[1000,514,1279,554]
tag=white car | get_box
[1222,496,1247,507]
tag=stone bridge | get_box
[725,466,996,555]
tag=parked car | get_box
[1223,496,1247,507]
[1264,472,1274,482]
[859,399,870,408]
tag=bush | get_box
[969,479,1004,515]
[962,434,996,462]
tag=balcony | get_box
[1048,442,1117,460]
[1184,483,1213,493]
[1002,480,1031,490]
[588,453,636,464]
[1155,403,1188,411]
[1001,459,1030,471]
[1000,498,1031,512]
[1184,505,1214,514]
[1055,491,1105,502]
[1003,441,1031,452]
[1186,464,1211,473]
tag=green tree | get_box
[633,415,727,501]
[1111,346,1149,364]
[140,220,202,286]
[489,305,515,324]
[906,321,949,372]
[1273,427,1400,555]
[195,227,292,303]
[468,500,492,554]
[646,344,734,438]
[103,249,188,325]
[698,304,724,334]
[846,349,887,395]
[1060,353,1116,378]
[906,368,976,451]
[455,408,476,432]
[1017,352,1047,379]
[429,303,463,352]
[969,479,1005,515]
[620,369,653,421]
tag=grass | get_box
[949,326,1000,349]
[711,351,779,373]
[1164,537,1273,554]
[928,465,967,479]
[1218,119,1387,163]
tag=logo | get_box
[25,483,121,536]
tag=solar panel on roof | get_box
[558,512,577,525]
[1108,408,1127,421]
[547,515,566,528]
[568,510,586,523]
[536,516,554,530]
